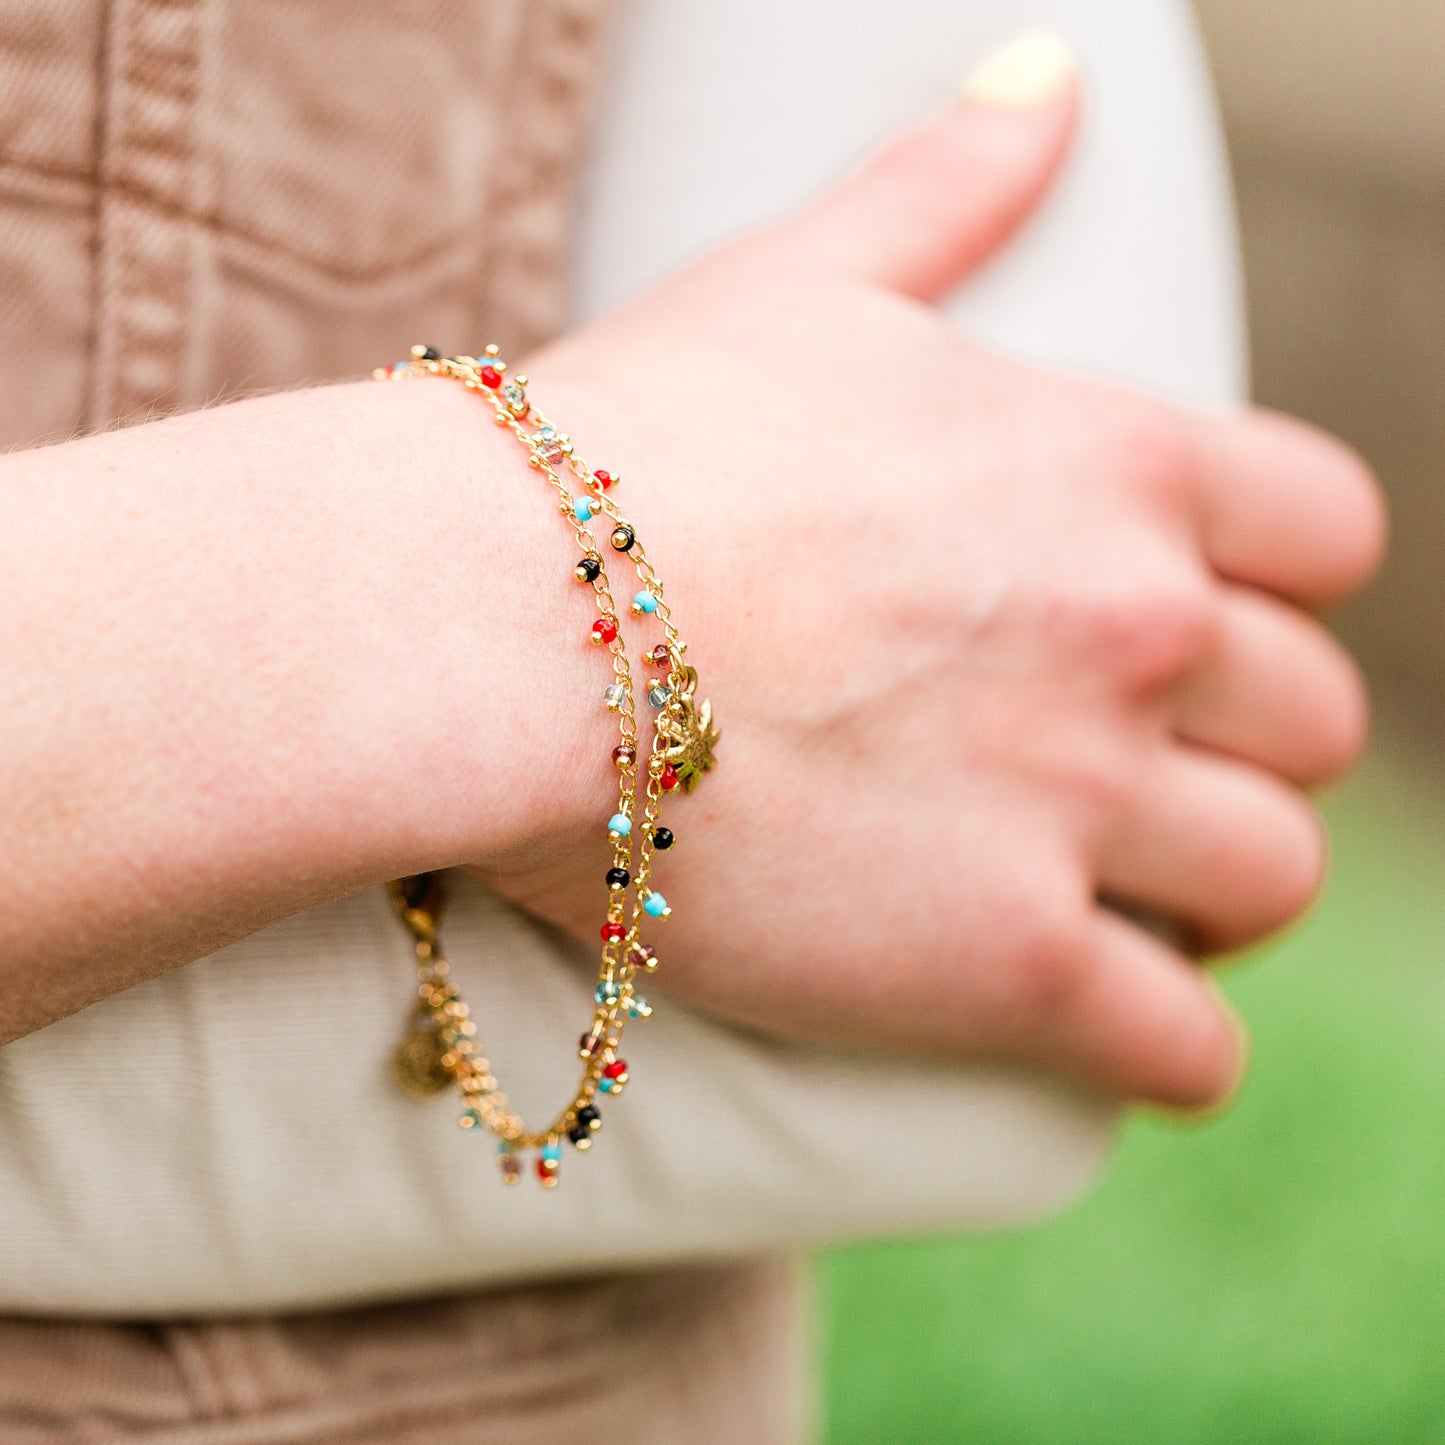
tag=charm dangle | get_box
[391,1005,455,1098]
[659,665,720,792]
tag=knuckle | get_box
[1007,901,1093,1029]
[879,117,1016,208]
[879,125,953,193]
[1080,568,1221,694]
[1094,396,1194,510]
[1052,730,1142,826]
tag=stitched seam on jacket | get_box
[88,0,206,428]
[0,150,490,287]
[83,0,114,427]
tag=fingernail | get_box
[959,30,1077,107]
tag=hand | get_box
[489,75,1384,1108]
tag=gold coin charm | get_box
[391,1012,454,1098]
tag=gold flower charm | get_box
[660,665,720,791]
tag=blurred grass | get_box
[819,742,1445,1444]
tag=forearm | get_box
[0,377,599,1040]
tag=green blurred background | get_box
[821,748,1445,1442]
[821,6,1445,1438]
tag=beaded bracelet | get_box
[374,344,718,1189]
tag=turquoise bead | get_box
[643,892,669,918]
[634,590,658,614]
[627,996,652,1019]
[596,979,622,1007]
[608,813,632,836]
[599,1076,617,1093]
[542,1140,562,1163]
[574,497,595,522]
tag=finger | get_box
[1097,744,1327,954]
[1188,408,1386,609]
[1175,585,1370,786]
[765,31,1080,301]
[1019,909,1246,1110]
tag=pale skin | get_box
[0,83,1382,1111]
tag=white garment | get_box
[0,0,1243,1316]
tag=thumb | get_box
[767,31,1080,301]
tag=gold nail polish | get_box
[959,30,1077,108]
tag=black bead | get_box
[420,346,440,361]
[399,872,438,909]
[577,1104,602,1130]
[610,524,635,553]
[568,1124,592,1148]
[575,555,601,583]
[653,827,674,851]
[606,867,630,890]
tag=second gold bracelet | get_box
[375,344,718,1189]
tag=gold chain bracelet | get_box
[373,344,718,1188]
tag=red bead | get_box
[479,365,502,388]
[591,618,618,645]
[660,764,680,791]
[601,922,626,942]
[594,468,615,489]
[603,1059,628,1079]
[650,644,671,668]
[537,1157,557,1183]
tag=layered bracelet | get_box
[373,344,718,1189]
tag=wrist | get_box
[336,373,614,880]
